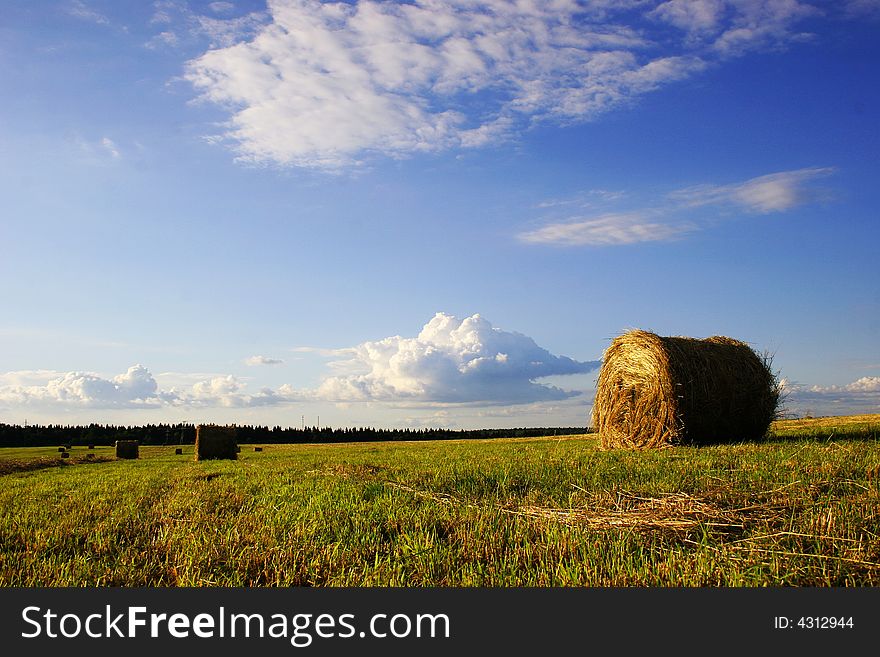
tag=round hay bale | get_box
[115,439,139,459]
[194,425,238,461]
[592,330,779,449]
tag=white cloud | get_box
[66,1,110,26]
[780,376,880,416]
[145,0,267,50]
[711,0,820,56]
[521,167,833,246]
[145,31,179,49]
[100,137,120,159]
[669,167,834,213]
[177,0,838,169]
[808,377,880,394]
[1,314,591,410]
[650,0,726,35]
[0,365,161,409]
[210,1,236,14]
[73,135,123,163]
[244,355,284,366]
[518,212,696,246]
[314,312,599,404]
[185,0,824,169]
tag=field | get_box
[1,415,879,586]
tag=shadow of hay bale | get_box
[593,330,779,449]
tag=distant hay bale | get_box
[58,447,65,452]
[254,447,263,452]
[60,452,69,459]
[88,444,95,450]
[195,425,238,461]
[115,440,139,459]
[592,330,779,449]
[174,448,183,455]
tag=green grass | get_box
[1,415,879,586]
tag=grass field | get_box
[1,415,879,586]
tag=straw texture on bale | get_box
[115,440,139,459]
[592,330,779,449]
[195,425,238,461]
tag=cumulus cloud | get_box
[520,167,833,247]
[781,376,880,416]
[1,314,591,411]
[314,312,599,404]
[0,365,162,409]
[0,366,291,410]
[181,0,823,169]
[244,355,285,366]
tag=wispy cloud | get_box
[181,0,823,170]
[66,0,110,26]
[243,355,284,366]
[209,1,235,14]
[72,135,123,163]
[519,212,696,246]
[519,167,833,247]
[668,167,834,213]
[100,137,120,159]
[145,0,267,50]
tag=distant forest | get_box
[0,423,591,448]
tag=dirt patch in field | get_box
[0,455,114,476]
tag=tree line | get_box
[0,422,590,448]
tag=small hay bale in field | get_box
[592,330,779,449]
[60,452,69,459]
[88,444,95,450]
[194,425,238,461]
[174,448,183,455]
[254,447,263,452]
[58,447,65,452]
[115,440,139,459]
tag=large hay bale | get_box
[195,425,238,461]
[592,330,779,449]
[115,440,139,459]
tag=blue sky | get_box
[1,0,878,428]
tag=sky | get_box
[1,0,878,429]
